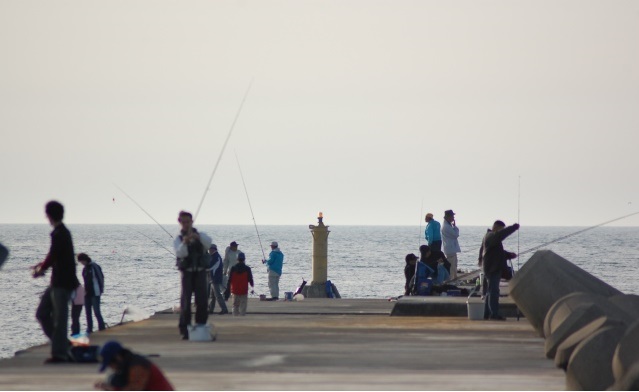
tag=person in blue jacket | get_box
[263,241,284,300]
[207,244,229,315]
[424,213,442,252]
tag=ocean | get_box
[0,224,637,359]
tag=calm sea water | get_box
[0,224,637,359]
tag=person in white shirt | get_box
[173,210,212,340]
[441,209,461,280]
[222,241,241,289]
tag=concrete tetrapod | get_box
[544,304,605,359]
[542,292,603,339]
[608,294,639,319]
[611,362,639,390]
[509,250,622,337]
[543,292,633,359]
[565,324,626,391]
[554,316,612,370]
[612,320,639,386]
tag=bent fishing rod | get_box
[518,210,639,256]
[114,183,174,239]
[194,78,254,221]
[235,151,267,261]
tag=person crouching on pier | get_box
[95,340,173,391]
[404,253,418,296]
[224,252,254,316]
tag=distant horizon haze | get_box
[1,1,637,227]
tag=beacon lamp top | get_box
[309,212,324,229]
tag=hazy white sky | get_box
[1,1,638,227]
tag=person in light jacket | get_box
[263,241,284,300]
[173,210,212,340]
[222,241,241,289]
[441,210,461,280]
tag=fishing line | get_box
[125,225,175,257]
[194,78,254,222]
[114,183,174,239]
[518,210,639,256]
[235,151,267,261]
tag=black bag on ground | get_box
[71,345,100,363]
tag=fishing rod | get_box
[518,210,639,256]
[235,151,266,261]
[418,198,423,248]
[194,78,254,222]
[114,183,174,239]
[517,175,521,270]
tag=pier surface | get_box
[0,298,565,390]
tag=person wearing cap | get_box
[207,244,229,315]
[441,209,461,280]
[480,220,519,321]
[224,252,254,316]
[403,253,418,296]
[263,241,284,300]
[173,210,212,340]
[223,241,241,288]
[95,340,173,391]
[424,213,442,252]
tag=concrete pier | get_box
[0,299,564,390]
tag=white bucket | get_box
[188,324,215,342]
[466,300,484,321]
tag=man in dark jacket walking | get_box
[78,253,106,333]
[208,244,228,315]
[33,200,79,363]
[480,220,519,320]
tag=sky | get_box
[1,1,638,227]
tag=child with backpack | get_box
[224,252,254,316]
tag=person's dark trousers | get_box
[483,271,501,319]
[209,281,228,313]
[36,286,72,359]
[431,240,442,252]
[179,270,209,336]
[71,304,83,335]
[85,295,106,333]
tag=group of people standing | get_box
[32,201,107,363]
[173,210,284,340]
[32,202,286,364]
[408,209,520,320]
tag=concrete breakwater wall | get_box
[509,250,639,390]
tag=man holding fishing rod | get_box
[173,211,212,340]
[480,220,519,321]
